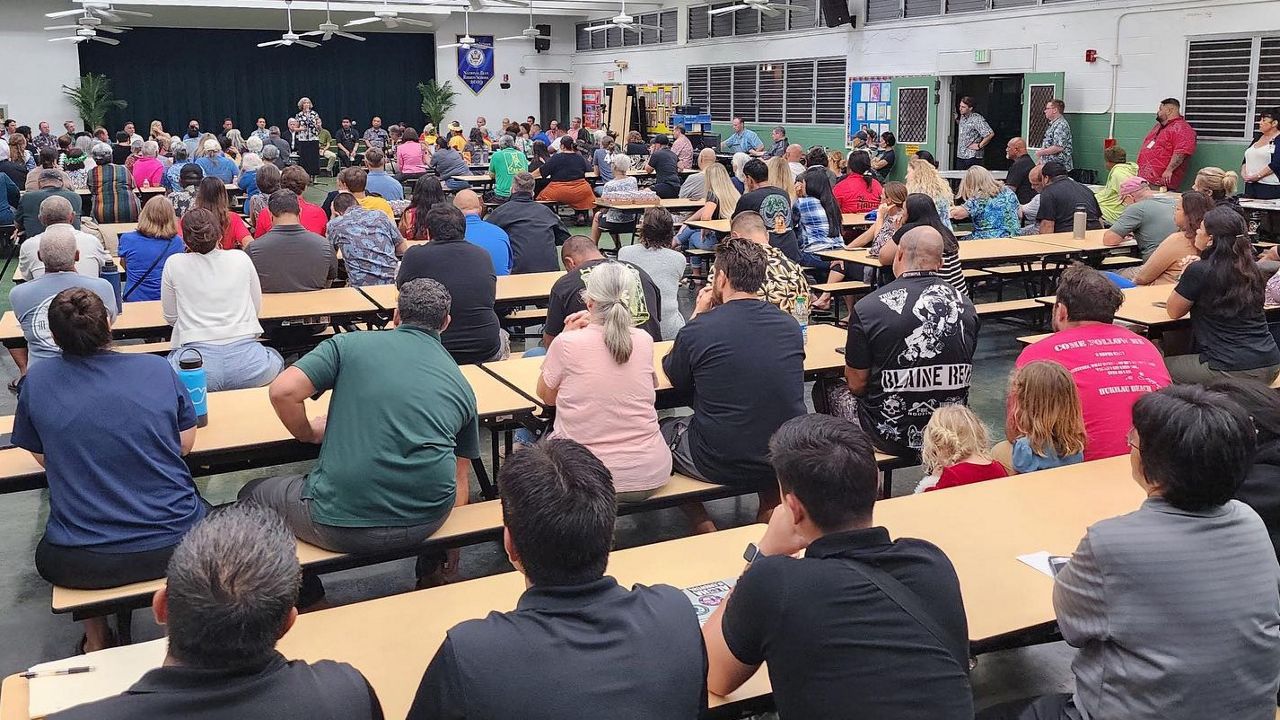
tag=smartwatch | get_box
[743,542,764,564]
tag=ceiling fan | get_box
[48,27,120,45]
[345,0,436,30]
[302,0,366,42]
[584,0,661,35]
[439,9,491,50]
[708,0,800,17]
[496,0,551,43]
[46,13,130,36]
[258,1,319,48]
[46,1,151,22]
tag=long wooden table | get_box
[686,212,872,235]
[819,234,1112,270]
[1034,284,1176,332]
[0,455,1147,720]
[594,198,705,212]
[357,272,565,310]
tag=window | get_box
[904,0,940,18]
[1026,84,1057,146]
[866,0,901,22]
[688,5,710,40]
[787,0,818,30]
[659,10,678,42]
[1183,35,1278,141]
[689,58,847,126]
[946,0,988,12]
[710,2,734,37]
[735,7,760,35]
[897,86,929,144]
[686,0,820,42]
[575,9,678,50]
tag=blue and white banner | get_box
[458,36,495,94]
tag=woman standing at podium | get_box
[294,96,322,177]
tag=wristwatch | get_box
[743,542,764,564]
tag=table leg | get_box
[473,456,497,500]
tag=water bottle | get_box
[792,294,809,344]
[99,259,122,313]
[177,349,209,428]
[1072,205,1087,240]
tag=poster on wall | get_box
[848,76,892,147]
[582,88,603,129]
[458,36,495,94]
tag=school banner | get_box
[458,36,495,94]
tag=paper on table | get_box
[1017,551,1057,578]
[27,638,167,718]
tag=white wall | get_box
[1,0,83,126]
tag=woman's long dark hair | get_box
[1198,205,1262,317]
[531,140,551,165]
[846,152,875,190]
[901,192,958,254]
[409,176,446,241]
[800,167,842,239]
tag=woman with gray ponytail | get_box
[535,261,672,501]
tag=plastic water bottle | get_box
[792,294,809,343]
[1072,205,1087,240]
[177,349,209,428]
[99,259,122,313]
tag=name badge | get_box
[1146,141,1156,149]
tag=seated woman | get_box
[24,148,70,191]
[429,136,471,192]
[1166,205,1280,384]
[793,166,845,272]
[625,130,649,157]
[536,261,671,501]
[399,176,447,243]
[61,148,88,190]
[194,139,237,184]
[247,163,280,225]
[833,152,883,213]
[949,165,1020,238]
[119,196,184,302]
[162,207,283,391]
[820,181,909,301]
[131,140,165,188]
[535,136,596,224]
[87,142,140,224]
[236,151,263,203]
[1122,191,1214,286]
[730,152,750,194]
[1094,145,1139,224]
[464,128,490,166]
[396,127,428,183]
[591,154,640,252]
[14,287,205,652]
[593,134,618,187]
[619,208,686,340]
[193,176,251,250]
[674,163,740,282]
[878,193,968,298]
[1193,166,1240,209]
[169,164,205,218]
[905,156,955,230]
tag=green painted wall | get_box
[1067,112,1242,187]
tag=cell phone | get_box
[836,347,845,355]
[1048,556,1070,576]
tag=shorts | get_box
[658,416,710,482]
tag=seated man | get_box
[17,169,83,239]
[337,167,394,220]
[708,212,808,314]
[454,189,512,276]
[245,190,336,293]
[486,172,569,273]
[845,227,979,457]
[644,134,683,199]
[362,148,403,202]
[328,192,405,288]
[242,278,480,589]
[980,386,1280,720]
[398,204,506,364]
[486,134,529,203]
[255,166,328,237]
[1004,137,1037,204]
[1009,264,1169,462]
[734,158,801,263]
[9,227,118,379]
[49,504,384,720]
[704,414,973,720]
[1036,162,1103,235]
[18,195,109,280]
[542,235,662,350]
[662,237,806,530]
[1093,145,1139,224]
[1101,177,1177,260]
[407,438,706,720]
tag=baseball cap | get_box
[1119,176,1149,195]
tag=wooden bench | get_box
[50,474,745,625]
[1099,255,1142,269]
[114,341,172,355]
[810,280,870,297]
[1017,333,1053,346]
[503,308,548,323]
[974,299,1047,325]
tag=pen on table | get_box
[20,666,95,679]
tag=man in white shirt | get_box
[19,195,110,281]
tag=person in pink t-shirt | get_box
[536,261,672,501]
[131,140,165,188]
[1009,265,1170,461]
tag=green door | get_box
[1022,72,1065,147]
[888,75,938,182]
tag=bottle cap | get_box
[177,348,203,370]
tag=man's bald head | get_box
[39,225,79,273]
[730,212,768,244]
[560,235,604,270]
[1028,165,1045,190]
[1006,137,1027,158]
[785,144,804,162]
[897,226,943,271]
[453,189,483,216]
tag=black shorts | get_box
[35,536,178,590]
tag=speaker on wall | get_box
[821,0,855,27]
[535,24,551,52]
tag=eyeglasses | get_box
[1126,428,1140,451]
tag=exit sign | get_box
[974,49,991,63]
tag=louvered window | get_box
[623,21,640,46]
[815,59,847,124]
[659,10,677,43]
[710,3,735,37]
[1258,37,1280,120]
[589,25,605,50]
[575,23,589,51]
[758,63,785,123]
[760,6,787,32]
[785,61,816,123]
[735,7,760,35]
[688,5,710,40]
[690,58,846,127]
[733,65,758,122]
[709,66,733,121]
[1184,37,1254,140]
[605,25,622,48]
[687,67,711,114]
[946,0,987,13]
[990,0,1034,8]
[904,0,940,18]
[866,0,901,23]
[788,0,818,30]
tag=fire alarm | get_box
[1084,49,1098,63]
[500,73,511,90]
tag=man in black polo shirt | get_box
[1036,161,1103,234]
[846,226,979,457]
[703,413,973,720]
[335,117,360,167]
[398,204,505,364]
[1005,137,1037,204]
[733,158,801,263]
[541,235,662,349]
[486,172,568,273]
[645,134,682,198]
[407,438,706,720]
[50,504,383,720]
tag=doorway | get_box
[945,75,1023,172]
[539,82,570,129]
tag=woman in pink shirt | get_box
[536,262,672,501]
[131,140,165,188]
[396,127,428,181]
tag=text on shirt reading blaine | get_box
[880,364,973,393]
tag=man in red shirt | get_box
[1137,98,1197,190]
[1009,265,1170,461]
[256,165,328,238]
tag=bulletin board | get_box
[848,77,892,147]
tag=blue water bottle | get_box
[177,349,209,428]
[99,259,122,313]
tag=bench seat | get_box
[810,280,870,296]
[975,299,1044,317]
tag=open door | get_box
[889,75,938,181]
[1022,72,1065,148]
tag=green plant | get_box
[62,73,127,131]
[418,79,458,129]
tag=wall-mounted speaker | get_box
[820,0,855,28]
[535,24,551,52]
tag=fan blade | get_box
[344,17,380,26]
[335,31,365,40]
[91,35,120,44]
[707,4,748,15]
[106,9,152,17]
[398,17,434,28]
[439,42,462,48]
[300,30,324,36]
[96,25,129,33]
[296,40,321,47]
[584,24,611,32]
[257,39,285,47]
[488,0,530,5]
[44,24,82,31]
[48,36,83,42]
[45,9,85,18]
[495,35,529,41]
[91,9,123,22]
[633,23,663,30]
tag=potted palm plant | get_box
[62,73,127,131]
[418,79,458,129]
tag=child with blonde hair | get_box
[1002,361,1087,474]
[916,404,1008,493]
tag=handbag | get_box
[121,245,169,301]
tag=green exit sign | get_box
[974,49,991,63]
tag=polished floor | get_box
[0,182,1075,711]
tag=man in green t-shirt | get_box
[241,278,480,583]
[487,134,530,202]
